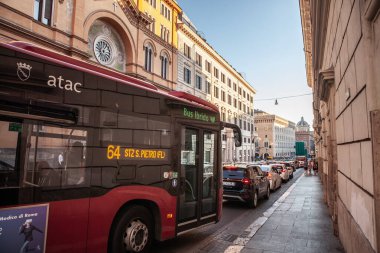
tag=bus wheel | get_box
[110,205,153,253]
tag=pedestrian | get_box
[313,160,318,175]
[308,160,314,176]
[304,161,309,176]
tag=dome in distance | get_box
[296,117,310,131]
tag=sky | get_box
[177,0,313,127]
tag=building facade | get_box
[254,110,296,160]
[0,0,181,90]
[295,116,314,156]
[300,0,380,252]
[177,14,256,164]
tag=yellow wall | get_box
[137,0,180,48]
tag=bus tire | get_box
[110,205,153,253]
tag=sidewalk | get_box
[240,174,345,253]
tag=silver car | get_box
[260,165,282,191]
[271,164,290,182]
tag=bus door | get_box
[177,126,218,234]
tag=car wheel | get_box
[248,190,258,208]
[109,205,153,253]
[264,186,270,200]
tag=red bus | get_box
[0,42,241,253]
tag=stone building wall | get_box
[300,0,380,252]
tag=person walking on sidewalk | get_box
[305,160,313,176]
[313,160,318,175]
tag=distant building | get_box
[295,116,314,156]
[254,110,296,160]
[177,13,256,164]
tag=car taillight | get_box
[241,178,250,184]
[282,169,287,173]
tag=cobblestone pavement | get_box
[240,174,345,253]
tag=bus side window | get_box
[26,124,88,188]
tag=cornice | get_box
[178,22,256,94]
[299,0,313,88]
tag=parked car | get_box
[271,164,290,182]
[260,165,282,191]
[223,165,270,208]
[280,162,294,179]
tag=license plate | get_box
[223,181,235,186]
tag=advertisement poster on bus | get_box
[0,204,48,253]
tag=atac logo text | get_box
[17,62,32,81]
[15,62,82,93]
[47,75,82,93]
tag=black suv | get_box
[223,165,270,208]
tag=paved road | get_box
[154,169,304,253]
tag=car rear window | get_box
[272,165,283,170]
[223,167,246,178]
[260,166,270,172]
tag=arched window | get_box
[144,44,153,72]
[160,54,168,79]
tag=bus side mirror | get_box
[221,122,242,147]
[233,129,242,147]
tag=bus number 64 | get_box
[107,145,121,160]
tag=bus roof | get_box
[2,41,218,113]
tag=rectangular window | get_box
[184,67,191,84]
[206,81,211,94]
[205,61,211,73]
[238,87,242,95]
[234,98,237,108]
[243,90,246,98]
[221,91,225,102]
[184,43,191,59]
[233,82,237,91]
[196,75,202,90]
[222,113,226,122]
[221,73,225,83]
[149,0,156,8]
[227,78,231,87]
[239,101,242,110]
[196,53,202,67]
[34,0,53,25]
[214,86,219,99]
[213,67,219,79]
[228,95,232,105]
[161,3,170,20]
